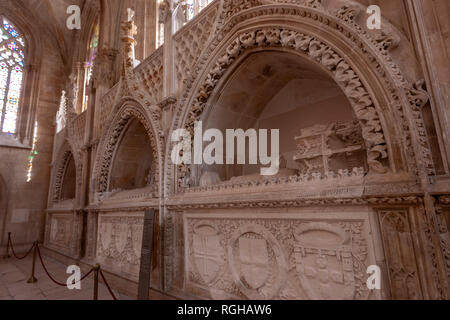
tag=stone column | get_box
[134,0,158,60]
[20,64,38,146]
[83,209,99,262]
[404,0,450,173]
[120,8,139,77]
[74,62,86,114]
[161,0,177,97]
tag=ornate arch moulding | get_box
[167,3,435,195]
[52,142,81,204]
[93,100,162,199]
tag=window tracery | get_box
[0,16,25,135]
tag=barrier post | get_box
[27,241,38,284]
[5,232,11,258]
[93,264,100,300]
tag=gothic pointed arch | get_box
[166,2,434,194]
[93,100,162,196]
[0,7,42,145]
[52,142,81,203]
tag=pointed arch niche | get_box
[94,102,160,198]
[109,117,155,192]
[196,50,369,186]
[53,150,77,203]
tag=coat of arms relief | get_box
[186,217,371,300]
[49,214,72,249]
[97,214,144,278]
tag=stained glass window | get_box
[157,0,165,47]
[86,22,99,84]
[0,16,25,135]
[186,0,195,21]
[184,0,213,22]
[82,21,99,112]
[199,0,212,12]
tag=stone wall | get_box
[0,1,66,251]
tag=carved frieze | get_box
[185,215,372,300]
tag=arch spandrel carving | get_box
[166,3,434,195]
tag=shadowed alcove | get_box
[60,154,76,200]
[109,118,154,191]
[197,51,368,186]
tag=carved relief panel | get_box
[294,121,366,175]
[378,210,423,299]
[47,213,73,252]
[184,211,379,300]
[96,213,144,280]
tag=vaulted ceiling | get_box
[1,0,93,68]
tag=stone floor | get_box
[0,254,131,300]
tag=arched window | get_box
[86,22,99,84]
[171,0,214,34]
[0,16,25,135]
[82,21,99,112]
[185,0,213,21]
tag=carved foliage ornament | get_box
[406,80,434,175]
[185,27,388,174]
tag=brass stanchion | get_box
[27,241,38,284]
[93,264,100,300]
[5,232,11,258]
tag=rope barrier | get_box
[99,269,118,300]
[6,233,119,300]
[36,245,94,287]
[7,234,35,260]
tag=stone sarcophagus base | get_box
[180,208,382,300]
[96,213,145,282]
[44,210,83,258]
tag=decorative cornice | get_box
[166,195,423,210]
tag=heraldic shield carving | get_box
[229,224,287,300]
[238,237,270,290]
[293,223,356,300]
[192,223,224,284]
